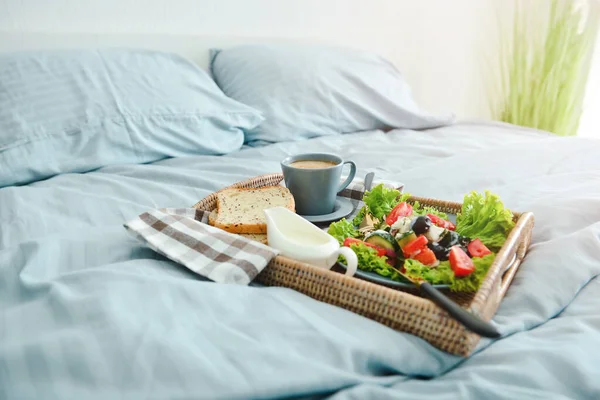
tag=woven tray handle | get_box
[470,211,535,322]
[498,213,534,298]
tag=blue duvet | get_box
[1,122,599,399]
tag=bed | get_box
[1,35,600,400]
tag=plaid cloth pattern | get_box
[124,175,403,285]
[124,208,279,285]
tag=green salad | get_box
[328,185,515,292]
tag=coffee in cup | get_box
[281,153,357,216]
[288,160,338,169]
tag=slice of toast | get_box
[208,210,268,244]
[212,186,295,234]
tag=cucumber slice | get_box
[365,230,398,251]
[395,230,417,249]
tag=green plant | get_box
[488,0,600,136]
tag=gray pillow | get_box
[210,44,455,145]
[0,49,264,187]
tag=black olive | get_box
[428,242,450,261]
[410,216,432,235]
[438,230,460,248]
[459,235,471,247]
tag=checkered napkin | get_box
[123,175,403,285]
[124,208,279,285]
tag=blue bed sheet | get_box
[1,121,599,399]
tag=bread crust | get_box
[208,209,218,226]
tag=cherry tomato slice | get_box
[427,213,456,231]
[427,213,441,225]
[343,237,387,257]
[386,202,414,226]
[467,238,492,258]
[449,246,475,277]
[443,220,456,231]
[402,235,429,258]
[412,247,437,266]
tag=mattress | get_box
[1,121,599,399]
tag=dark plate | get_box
[327,207,515,291]
[325,213,455,289]
[337,251,517,291]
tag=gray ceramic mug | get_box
[281,153,357,216]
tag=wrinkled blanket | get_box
[1,121,599,399]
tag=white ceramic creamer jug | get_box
[263,207,358,276]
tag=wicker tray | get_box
[193,173,534,356]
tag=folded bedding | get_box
[1,122,599,400]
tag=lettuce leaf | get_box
[340,243,402,281]
[352,206,368,226]
[327,218,359,244]
[404,253,496,292]
[405,259,454,285]
[412,202,449,220]
[363,184,401,219]
[456,191,515,249]
[398,192,412,203]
